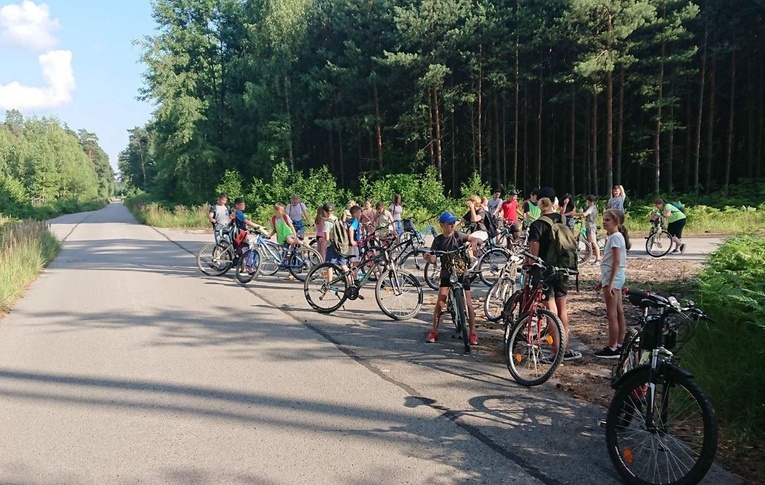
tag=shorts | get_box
[393,220,403,236]
[471,230,488,242]
[530,269,568,300]
[350,245,360,262]
[601,267,626,290]
[667,219,686,238]
[586,226,597,240]
[325,245,347,267]
[504,222,519,234]
[293,219,305,236]
[439,275,471,291]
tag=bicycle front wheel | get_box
[235,248,260,284]
[484,276,515,322]
[606,367,718,485]
[289,246,323,281]
[303,263,348,313]
[452,289,470,353]
[646,230,673,258]
[258,241,282,275]
[196,242,233,276]
[477,248,510,286]
[375,270,423,320]
[423,259,440,291]
[505,309,564,386]
[576,235,591,264]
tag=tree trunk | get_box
[654,48,665,196]
[478,44,484,178]
[514,19,520,187]
[537,77,543,188]
[667,78,675,193]
[523,84,529,190]
[495,97,501,187]
[428,93,435,167]
[433,87,444,182]
[616,67,625,184]
[684,89,692,190]
[502,91,507,184]
[705,56,716,192]
[605,14,614,192]
[570,86,576,195]
[592,87,599,196]
[452,115,457,194]
[284,75,295,176]
[338,127,345,186]
[373,78,384,170]
[758,57,764,179]
[693,29,708,193]
[724,50,736,193]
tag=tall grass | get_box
[684,236,765,442]
[125,194,209,228]
[623,203,765,235]
[0,220,60,311]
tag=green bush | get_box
[0,220,60,310]
[683,236,765,440]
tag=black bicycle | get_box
[603,289,717,485]
[428,245,473,353]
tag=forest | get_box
[120,0,765,205]
[0,110,114,219]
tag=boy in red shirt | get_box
[500,190,521,240]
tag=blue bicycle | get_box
[235,229,323,284]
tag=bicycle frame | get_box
[255,236,307,270]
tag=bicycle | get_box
[240,232,323,283]
[427,245,475,353]
[303,235,423,320]
[423,236,510,290]
[483,249,524,322]
[603,289,717,485]
[392,217,438,271]
[573,219,607,264]
[645,214,673,258]
[196,226,238,276]
[501,251,577,386]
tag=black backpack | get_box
[538,215,578,270]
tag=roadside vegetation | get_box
[0,220,60,312]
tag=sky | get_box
[0,0,156,172]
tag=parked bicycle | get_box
[573,219,607,264]
[391,217,439,270]
[237,230,322,283]
[602,289,717,485]
[196,226,239,276]
[501,251,577,386]
[484,250,524,322]
[423,238,510,290]
[303,235,423,320]
[645,213,673,258]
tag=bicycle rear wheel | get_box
[375,270,423,320]
[606,367,718,485]
[484,276,515,322]
[505,309,564,386]
[477,248,509,286]
[646,230,673,258]
[289,246,323,281]
[576,235,591,264]
[423,259,440,291]
[303,263,348,313]
[196,242,233,276]
[610,330,642,384]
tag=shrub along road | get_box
[0,202,738,484]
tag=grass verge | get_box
[0,220,60,312]
[125,194,209,229]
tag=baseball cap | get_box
[438,211,459,224]
[509,190,518,195]
[538,186,556,200]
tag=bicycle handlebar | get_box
[521,250,579,276]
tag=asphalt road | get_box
[0,202,738,484]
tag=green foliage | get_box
[683,237,765,440]
[459,172,492,200]
[0,220,60,311]
[215,170,245,200]
[125,194,209,229]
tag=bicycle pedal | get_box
[598,418,607,428]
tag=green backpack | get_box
[329,217,351,255]
[538,215,578,270]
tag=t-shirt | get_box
[529,213,563,264]
[323,214,339,237]
[523,200,541,223]
[360,209,376,235]
[389,204,403,221]
[376,211,393,235]
[210,204,230,227]
[608,195,625,213]
[316,216,327,236]
[287,202,307,222]
[488,197,503,215]
[584,205,598,228]
[602,232,627,272]
[430,231,470,280]
[234,210,248,231]
[501,199,518,223]
[349,218,361,242]
[462,208,490,232]
[271,214,294,244]
[665,203,687,223]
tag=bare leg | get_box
[465,290,476,335]
[432,288,449,334]
[604,289,619,348]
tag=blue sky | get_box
[0,0,156,172]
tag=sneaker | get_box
[679,243,687,254]
[469,333,479,346]
[593,260,601,266]
[594,346,621,359]
[563,350,583,361]
[427,332,438,343]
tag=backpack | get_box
[538,215,578,270]
[329,217,351,255]
[670,201,687,214]
[483,209,498,239]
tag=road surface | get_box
[0,202,737,484]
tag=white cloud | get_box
[0,1,59,51]
[0,50,75,110]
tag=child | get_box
[424,211,480,345]
[594,209,631,358]
[315,205,328,260]
[270,203,300,247]
[577,195,601,263]
[347,205,363,266]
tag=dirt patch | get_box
[465,258,762,484]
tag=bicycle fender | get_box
[610,363,694,390]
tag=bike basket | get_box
[402,218,415,232]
